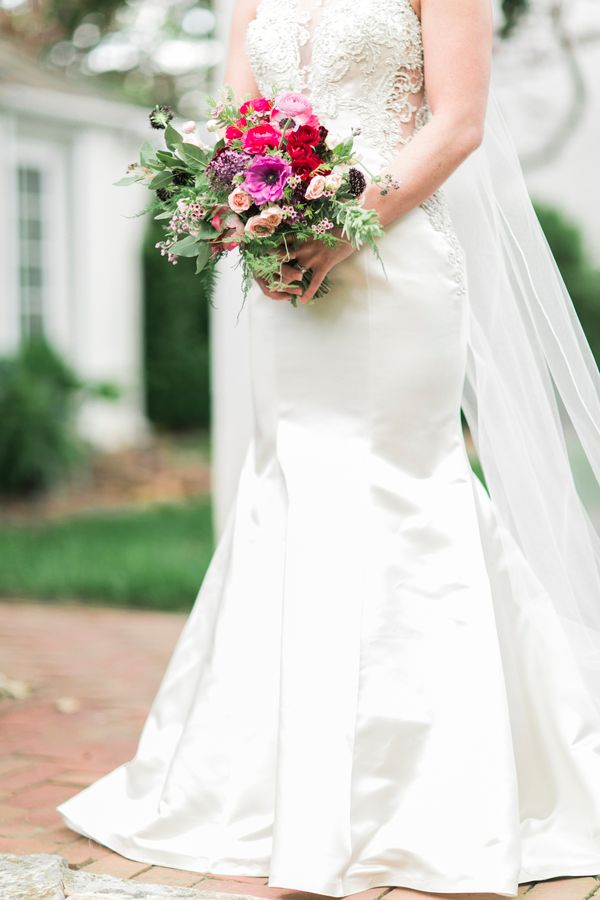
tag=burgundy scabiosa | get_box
[149,105,174,130]
[242,155,292,205]
[348,167,367,197]
[172,168,194,186]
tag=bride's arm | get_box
[362,0,493,228]
[223,1,261,102]
[292,0,493,303]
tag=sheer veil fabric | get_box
[445,89,600,710]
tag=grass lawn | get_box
[0,499,214,611]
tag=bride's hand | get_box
[278,230,355,304]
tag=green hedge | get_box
[0,338,116,496]
[143,218,215,430]
[534,202,600,364]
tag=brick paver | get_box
[0,600,599,900]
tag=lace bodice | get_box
[246,0,466,298]
[246,0,429,170]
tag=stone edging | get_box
[0,853,258,900]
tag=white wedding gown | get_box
[57,0,600,896]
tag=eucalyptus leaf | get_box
[113,175,144,187]
[165,124,183,151]
[154,209,174,220]
[194,222,220,240]
[177,142,209,166]
[170,234,202,257]
[195,243,211,274]
[156,150,182,168]
[140,141,158,167]
[149,170,173,190]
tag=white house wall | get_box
[0,110,19,352]
[0,88,148,449]
[70,126,147,448]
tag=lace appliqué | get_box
[246,0,427,161]
[420,190,468,297]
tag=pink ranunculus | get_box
[240,97,272,115]
[228,187,253,213]
[181,120,196,134]
[271,91,314,129]
[259,206,284,228]
[245,214,277,238]
[242,123,282,154]
[305,174,326,200]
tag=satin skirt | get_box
[57,202,600,897]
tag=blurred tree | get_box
[535,202,600,364]
[0,0,531,113]
[0,0,122,48]
[0,0,219,114]
[501,0,530,38]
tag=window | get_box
[17,164,45,338]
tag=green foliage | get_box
[534,202,600,364]
[0,338,117,496]
[143,219,214,431]
[500,0,530,38]
[0,499,214,611]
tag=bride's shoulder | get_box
[233,0,262,25]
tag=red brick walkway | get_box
[0,600,598,899]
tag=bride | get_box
[57,0,600,897]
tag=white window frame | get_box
[14,138,69,353]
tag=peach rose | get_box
[245,214,277,238]
[228,187,253,213]
[305,174,326,200]
[259,205,284,228]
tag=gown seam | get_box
[344,245,376,888]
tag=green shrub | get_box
[143,218,215,430]
[534,202,600,363]
[0,338,117,496]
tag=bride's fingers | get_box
[299,268,325,304]
[279,263,304,285]
[256,276,291,302]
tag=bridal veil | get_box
[444,87,600,712]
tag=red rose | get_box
[288,124,321,147]
[242,123,282,154]
[288,144,323,180]
[240,97,272,115]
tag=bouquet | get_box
[119,88,394,308]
